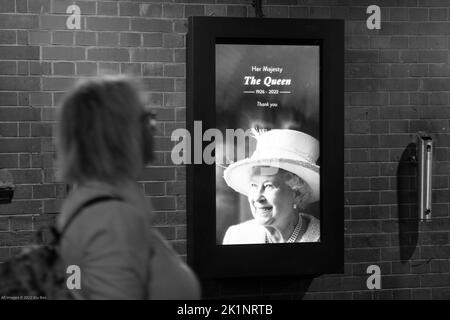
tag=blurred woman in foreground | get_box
[56,75,200,299]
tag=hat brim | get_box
[223,158,320,203]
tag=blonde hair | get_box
[56,75,151,185]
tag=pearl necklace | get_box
[265,215,302,243]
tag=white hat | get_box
[223,129,320,203]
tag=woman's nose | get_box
[254,185,266,202]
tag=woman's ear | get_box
[293,189,310,210]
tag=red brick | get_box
[185,5,205,17]
[32,214,56,230]
[120,63,141,75]
[163,4,183,18]
[119,2,139,16]
[173,20,187,33]
[98,32,119,46]
[0,77,40,91]
[351,235,390,248]
[289,6,308,18]
[43,168,56,183]
[0,0,15,12]
[151,108,175,122]
[76,62,98,76]
[119,33,141,47]
[390,8,409,21]
[15,0,27,13]
[428,36,447,49]
[429,63,449,77]
[42,47,85,61]
[430,8,448,21]
[146,91,164,105]
[345,163,379,177]
[419,50,448,63]
[88,48,129,62]
[52,0,95,15]
[0,231,37,245]
[52,31,74,45]
[0,154,18,168]
[175,166,185,181]
[18,123,30,137]
[97,2,118,16]
[0,30,16,44]
[138,4,162,17]
[139,167,175,181]
[409,8,428,21]
[164,93,185,108]
[154,226,176,240]
[0,61,16,75]
[131,49,173,62]
[174,49,185,63]
[166,211,186,226]
[0,14,38,29]
[0,46,39,60]
[38,15,66,30]
[53,62,75,75]
[87,17,129,31]
[31,123,53,137]
[32,184,55,199]
[409,64,427,77]
[418,22,450,35]
[163,33,184,48]
[131,19,172,32]
[266,6,288,18]
[175,108,185,121]
[0,200,42,215]
[153,137,175,152]
[143,182,165,196]
[346,248,381,263]
[9,169,41,183]
[42,77,75,91]
[174,79,185,92]
[10,216,32,231]
[227,5,247,17]
[41,107,56,120]
[176,195,185,210]
[29,0,51,13]
[0,123,18,137]
[143,33,163,47]
[30,61,51,76]
[17,61,28,75]
[151,196,176,210]
[13,184,32,199]
[409,36,427,48]
[0,217,9,231]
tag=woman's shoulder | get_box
[58,181,151,236]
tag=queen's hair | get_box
[282,170,312,209]
[56,75,148,185]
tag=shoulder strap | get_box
[57,195,123,241]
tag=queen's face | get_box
[247,167,295,228]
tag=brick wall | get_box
[1,0,450,299]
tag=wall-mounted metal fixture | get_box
[417,133,433,221]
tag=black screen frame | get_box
[187,16,344,279]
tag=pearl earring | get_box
[293,204,297,209]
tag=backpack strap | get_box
[51,195,123,245]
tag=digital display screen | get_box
[215,43,321,245]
